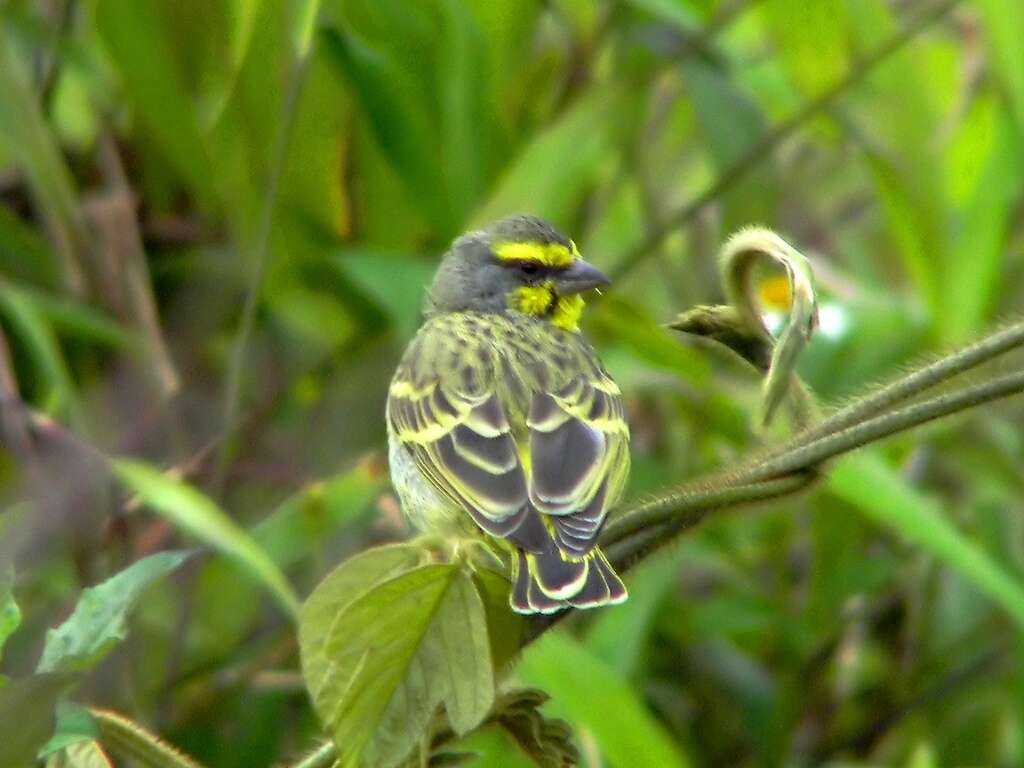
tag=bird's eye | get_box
[520,262,539,276]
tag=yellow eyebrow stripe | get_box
[494,240,577,268]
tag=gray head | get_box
[425,215,610,329]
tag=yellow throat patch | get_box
[510,284,585,332]
[497,239,587,331]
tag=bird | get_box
[386,214,629,614]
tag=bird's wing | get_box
[527,374,629,555]
[388,360,539,544]
[389,336,628,559]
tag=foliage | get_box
[1,0,1023,766]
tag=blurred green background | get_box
[2,0,1024,765]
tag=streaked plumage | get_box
[386,215,630,614]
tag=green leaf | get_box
[761,0,848,95]
[681,58,776,230]
[0,279,83,426]
[975,0,1024,131]
[829,452,1024,630]
[0,33,88,294]
[622,0,701,30]
[0,567,20,664]
[590,295,709,385]
[331,250,436,340]
[38,701,98,758]
[472,567,524,674]
[300,555,495,767]
[14,285,136,350]
[471,88,623,230]
[112,459,301,618]
[0,674,75,768]
[0,204,58,288]
[586,554,681,678]
[437,0,491,222]
[37,551,192,673]
[516,632,692,768]
[45,740,113,768]
[319,26,452,235]
[94,0,216,205]
[251,462,383,567]
[940,105,1023,343]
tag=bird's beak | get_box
[555,259,611,295]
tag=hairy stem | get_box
[788,319,1024,447]
[602,474,814,547]
[606,473,818,569]
[734,370,1024,485]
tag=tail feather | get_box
[509,540,627,615]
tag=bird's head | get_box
[426,215,610,332]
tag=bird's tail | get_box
[509,539,627,615]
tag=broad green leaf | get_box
[112,460,300,617]
[0,204,57,288]
[45,740,113,768]
[845,0,947,321]
[861,149,944,318]
[15,286,136,350]
[623,0,701,30]
[0,674,75,768]
[95,0,216,205]
[906,742,938,768]
[332,250,436,340]
[975,0,1024,131]
[438,0,492,222]
[473,566,524,673]
[829,453,1024,630]
[471,88,623,229]
[37,551,192,673]
[681,58,776,230]
[761,0,848,96]
[0,280,83,426]
[318,26,452,235]
[453,726,540,768]
[589,295,709,385]
[0,34,88,294]
[941,105,1022,343]
[0,567,19,664]
[251,462,383,567]
[516,632,692,768]
[300,544,426,670]
[586,554,681,678]
[38,701,98,757]
[300,558,494,768]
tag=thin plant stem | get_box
[609,0,965,281]
[216,4,321,491]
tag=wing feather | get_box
[387,321,628,561]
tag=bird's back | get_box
[391,311,609,437]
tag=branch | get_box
[521,319,1024,643]
[609,0,965,281]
